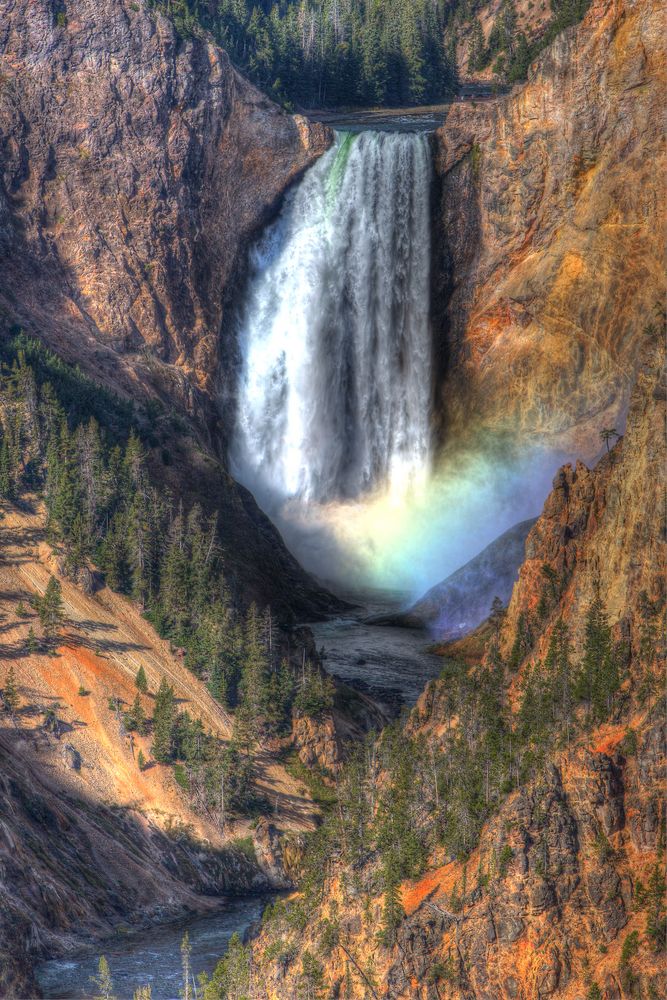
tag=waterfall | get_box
[233,130,432,507]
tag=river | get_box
[35,897,272,1000]
[307,92,501,133]
[34,598,440,999]
[309,589,441,706]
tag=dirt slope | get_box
[0,498,317,836]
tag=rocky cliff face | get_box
[0,0,336,618]
[0,729,268,998]
[243,346,665,998]
[0,0,330,437]
[453,0,552,86]
[432,0,664,459]
[499,339,665,667]
[380,719,665,1000]
[0,496,328,996]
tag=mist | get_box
[241,442,572,605]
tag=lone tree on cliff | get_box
[600,427,619,453]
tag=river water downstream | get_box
[36,897,272,1000]
[34,595,440,999]
[309,589,441,705]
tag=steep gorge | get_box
[242,330,666,1000]
[1,0,663,606]
[0,0,664,994]
[0,498,322,996]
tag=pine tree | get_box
[489,596,506,637]
[200,932,251,1000]
[204,607,243,708]
[3,667,20,714]
[151,678,176,763]
[124,694,146,734]
[26,626,38,654]
[508,612,532,671]
[468,18,485,72]
[362,11,388,103]
[48,422,85,543]
[238,603,270,728]
[231,702,257,757]
[135,665,149,694]
[636,590,658,667]
[180,931,192,1000]
[137,748,146,771]
[506,31,531,82]
[343,961,354,999]
[575,593,617,721]
[91,956,115,1000]
[380,851,404,946]
[98,514,131,592]
[0,437,13,499]
[34,576,65,647]
[600,427,619,453]
[544,618,573,743]
[160,506,190,637]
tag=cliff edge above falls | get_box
[432,0,665,459]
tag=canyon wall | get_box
[432,0,664,459]
[243,319,666,1000]
[0,0,330,437]
[0,0,336,618]
[499,339,666,663]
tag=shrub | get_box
[231,836,257,863]
[498,844,513,878]
[594,831,615,863]
[619,930,641,995]
[173,763,189,791]
[621,727,638,756]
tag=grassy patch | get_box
[282,751,337,812]
[231,836,257,863]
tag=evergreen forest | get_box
[0,333,333,824]
[146,0,591,108]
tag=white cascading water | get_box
[233,130,432,506]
